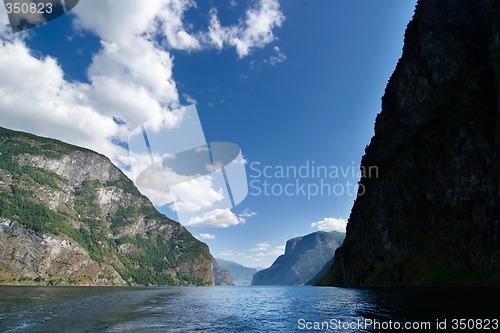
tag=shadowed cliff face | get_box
[321,0,500,286]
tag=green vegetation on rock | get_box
[0,127,214,286]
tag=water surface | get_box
[0,286,498,332]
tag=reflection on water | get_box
[0,286,498,332]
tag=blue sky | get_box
[0,0,416,268]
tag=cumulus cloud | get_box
[169,176,225,213]
[196,233,216,240]
[0,0,284,159]
[205,0,285,58]
[270,244,286,256]
[0,1,186,164]
[74,1,183,129]
[87,39,179,129]
[184,207,256,228]
[73,0,198,51]
[250,242,271,252]
[220,250,234,257]
[0,0,285,147]
[186,208,241,228]
[0,0,284,227]
[182,93,197,104]
[238,208,256,220]
[311,217,347,232]
[0,40,126,161]
[74,0,284,58]
[223,243,284,265]
[268,46,286,65]
[125,158,227,214]
[157,0,201,50]
[248,243,285,259]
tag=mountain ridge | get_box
[0,126,216,286]
[252,231,344,285]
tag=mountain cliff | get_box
[216,258,258,286]
[212,258,234,285]
[252,231,344,285]
[320,0,500,286]
[0,127,215,286]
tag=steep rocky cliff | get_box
[252,231,344,285]
[212,258,234,286]
[321,0,500,286]
[0,127,215,286]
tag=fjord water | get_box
[0,286,498,332]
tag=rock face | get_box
[216,258,258,286]
[252,231,344,285]
[321,0,500,286]
[212,258,234,285]
[0,127,215,286]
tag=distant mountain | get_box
[0,127,215,286]
[212,258,234,285]
[251,231,345,285]
[216,258,258,286]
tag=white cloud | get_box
[87,38,180,128]
[169,176,225,213]
[238,208,256,220]
[196,233,216,240]
[128,165,225,213]
[0,0,284,227]
[182,93,197,105]
[73,0,199,51]
[0,1,187,164]
[0,40,125,161]
[157,0,201,50]
[186,208,242,228]
[270,244,285,255]
[184,206,256,228]
[247,243,285,261]
[250,242,271,252]
[205,0,285,58]
[220,250,234,257]
[311,217,347,232]
[74,0,284,58]
[137,187,178,207]
[268,46,286,65]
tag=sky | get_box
[0,0,417,268]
